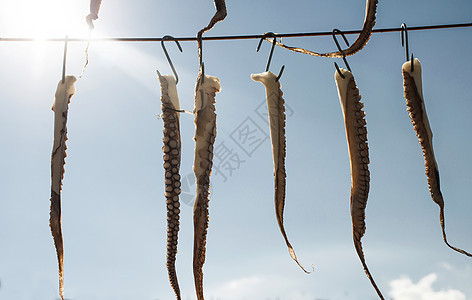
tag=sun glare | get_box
[0,0,90,38]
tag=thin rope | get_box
[0,22,471,43]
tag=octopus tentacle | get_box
[193,74,220,300]
[270,0,378,58]
[50,75,77,300]
[402,59,472,257]
[335,68,384,299]
[82,0,103,77]
[251,71,311,274]
[197,0,227,39]
[197,0,227,68]
[86,0,102,30]
[158,74,183,299]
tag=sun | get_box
[0,0,90,38]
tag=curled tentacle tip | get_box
[290,251,314,274]
[297,262,314,274]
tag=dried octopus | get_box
[402,58,472,257]
[82,0,103,77]
[158,74,183,299]
[193,74,221,300]
[198,0,226,34]
[270,0,378,57]
[192,1,226,299]
[196,0,227,55]
[50,75,77,300]
[335,68,384,299]
[251,71,310,273]
[86,0,102,30]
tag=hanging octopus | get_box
[196,0,227,42]
[86,0,102,30]
[192,1,226,299]
[50,75,77,300]
[82,0,103,77]
[402,58,472,257]
[196,0,227,76]
[251,71,311,273]
[158,73,183,299]
[335,68,384,299]
[271,0,378,57]
[192,74,220,300]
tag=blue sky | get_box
[0,0,471,299]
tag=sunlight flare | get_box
[0,0,89,38]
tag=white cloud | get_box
[389,273,466,300]
[439,262,454,271]
[207,275,316,300]
[210,276,265,299]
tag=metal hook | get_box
[197,34,205,84]
[158,35,183,84]
[401,23,409,62]
[401,23,414,72]
[332,29,351,79]
[62,36,68,84]
[257,32,285,81]
[198,34,203,70]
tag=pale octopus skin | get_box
[251,71,311,273]
[335,68,384,299]
[402,59,471,257]
[86,0,102,29]
[193,74,220,300]
[50,75,77,300]
[272,0,378,57]
[158,74,183,299]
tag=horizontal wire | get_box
[0,22,471,43]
